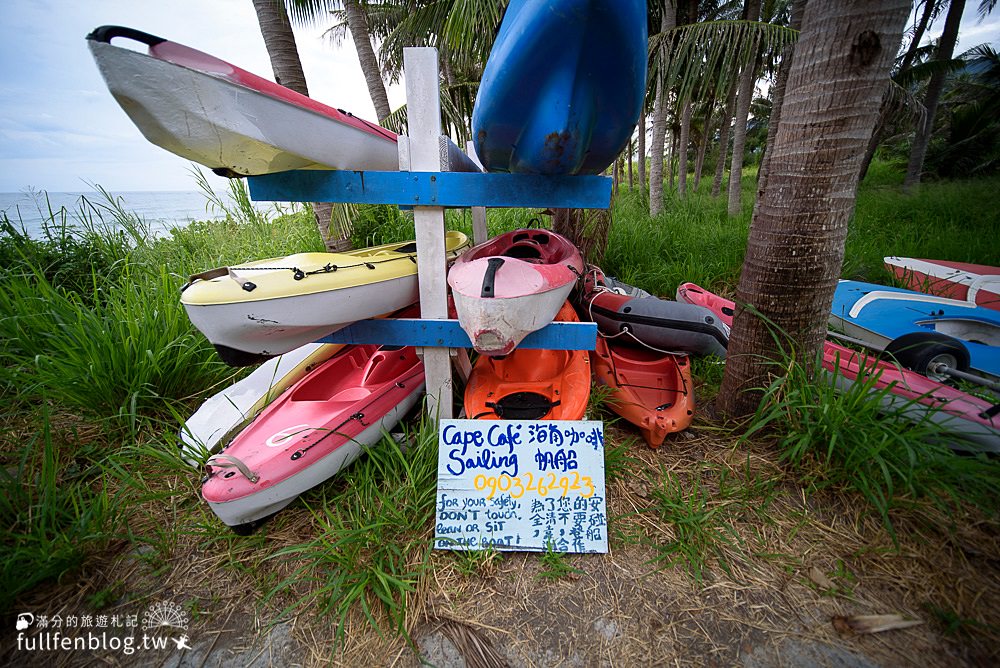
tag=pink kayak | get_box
[676,282,1000,452]
[448,229,584,355]
[87,25,475,176]
[202,344,424,529]
[884,257,1000,311]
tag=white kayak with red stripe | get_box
[87,25,401,175]
[884,257,1000,312]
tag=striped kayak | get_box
[884,257,1000,311]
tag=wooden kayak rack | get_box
[247,48,610,419]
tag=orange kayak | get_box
[591,336,693,447]
[464,301,591,420]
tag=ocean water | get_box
[0,190,282,239]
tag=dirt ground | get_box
[3,421,999,668]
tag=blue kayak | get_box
[472,0,647,176]
[830,280,1000,380]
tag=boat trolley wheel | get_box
[883,332,971,382]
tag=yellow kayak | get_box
[181,231,470,366]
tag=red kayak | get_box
[676,282,1000,453]
[591,336,693,447]
[203,344,424,529]
[884,257,1000,311]
[449,229,584,356]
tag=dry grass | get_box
[2,411,998,667]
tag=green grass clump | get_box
[744,349,1000,539]
[264,416,440,644]
[0,404,119,612]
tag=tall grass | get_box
[743,348,1000,539]
[265,416,440,644]
[0,403,119,612]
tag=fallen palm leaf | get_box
[832,614,923,635]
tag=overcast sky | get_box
[0,1,996,194]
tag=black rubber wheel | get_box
[883,332,970,381]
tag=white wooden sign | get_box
[434,419,607,553]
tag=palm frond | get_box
[651,20,798,105]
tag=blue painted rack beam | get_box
[317,318,597,350]
[248,170,612,209]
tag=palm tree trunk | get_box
[693,98,714,192]
[757,0,804,199]
[668,125,678,192]
[712,81,737,197]
[345,0,391,122]
[859,0,939,182]
[727,0,763,217]
[637,115,647,191]
[904,0,965,190]
[677,100,692,198]
[252,0,346,251]
[717,0,910,417]
[628,139,634,189]
[649,6,676,216]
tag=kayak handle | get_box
[86,25,167,47]
[480,257,505,298]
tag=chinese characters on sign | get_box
[434,419,607,553]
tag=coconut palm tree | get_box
[904,0,967,189]
[251,0,351,251]
[717,0,911,417]
[287,0,393,122]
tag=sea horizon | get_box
[1,189,287,239]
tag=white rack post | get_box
[402,47,452,419]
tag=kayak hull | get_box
[202,345,424,527]
[181,233,469,365]
[449,229,583,355]
[830,280,1000,380]
[180,342,343,464]
[472,0,647,175]
[87,36,399,175]
[591,337,693,447]
[464,301,591,420]
[578,270,729,357]
[884,257,1000,311]
[678,282,1000,452]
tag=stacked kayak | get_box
[591,337,694,447]
[87,25,399,176]
[449,229,583,356]
[464,301,590,420]
[884,257,1000,311]
[181,232,469,366]
[180,342,343,464]
[473,0,647,175]
[578,268,729,358]
[830,280,1000,381]
[678,282,1000,453]
[203,344,424,528]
